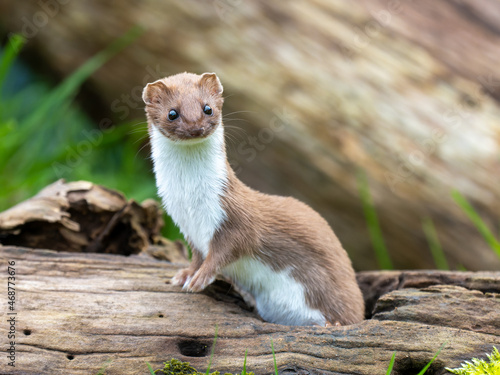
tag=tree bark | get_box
[1,1,500,270]
[0,245,499,375]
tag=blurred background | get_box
[0,0,499,271]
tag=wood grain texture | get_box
[0,179,167,255]
[1,246,499,375]
[0,1,499,271]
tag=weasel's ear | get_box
[142,80,169,105]
[199,72,223,96]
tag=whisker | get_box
[133,134,149,145]
[128,128,148,135]
[135,140,151,160]
[129,120,149,127]
[224,133,239,144]
[223,110,255,117]
[224,124,247,130]
[222,119,251,125]
[225,125,248,137]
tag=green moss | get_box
[446,347,500,375]
[155,359,201,375]
[151,359,254,375]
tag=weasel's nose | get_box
[189,127,205,137]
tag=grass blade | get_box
[146,361,156,375]
[4,26,144,175]
[0,34,26,89]
[242,349,248,375]
[451,190,500,259]
[422,217,449,270]
[385,351,396,375]
[21,25,143,130]
[416,342,447,375]
[206,324,218,375]
[358,170,393,269]
[270,338,278,375]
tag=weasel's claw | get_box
[171,268,195,287]
[186,271,215,292]
[182,276,193,290]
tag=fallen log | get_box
[1,245,498,375]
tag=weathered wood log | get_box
[1,245,499,375]
[0,179,170,256]
[1,1,500,271]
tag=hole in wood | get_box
[177,339,210,357]
[67,354,75,360]
[158,314,164,318]
[23,329,31,336]
[393,357,443,375]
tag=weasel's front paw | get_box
[185,269,216,292]
[171,268,195,288]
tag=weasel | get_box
[142,72,364,326]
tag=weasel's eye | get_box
[203,105,213,115]
[168,109,179,121]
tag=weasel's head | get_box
[143,72,224,143]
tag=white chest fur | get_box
[149,125,228,257]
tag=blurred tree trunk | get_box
[1,0,499,270]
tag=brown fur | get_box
[143,72,224,141]
[213,166,365,325]
[143,72,365,326]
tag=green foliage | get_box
[0,30,144,208]
[452,190,500,260]
[0,31,183,241]
[446,347,500,375]
[422,217,449,270]
[22,26,143,132]
[357,170,393,269]
[0,34,26,86]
